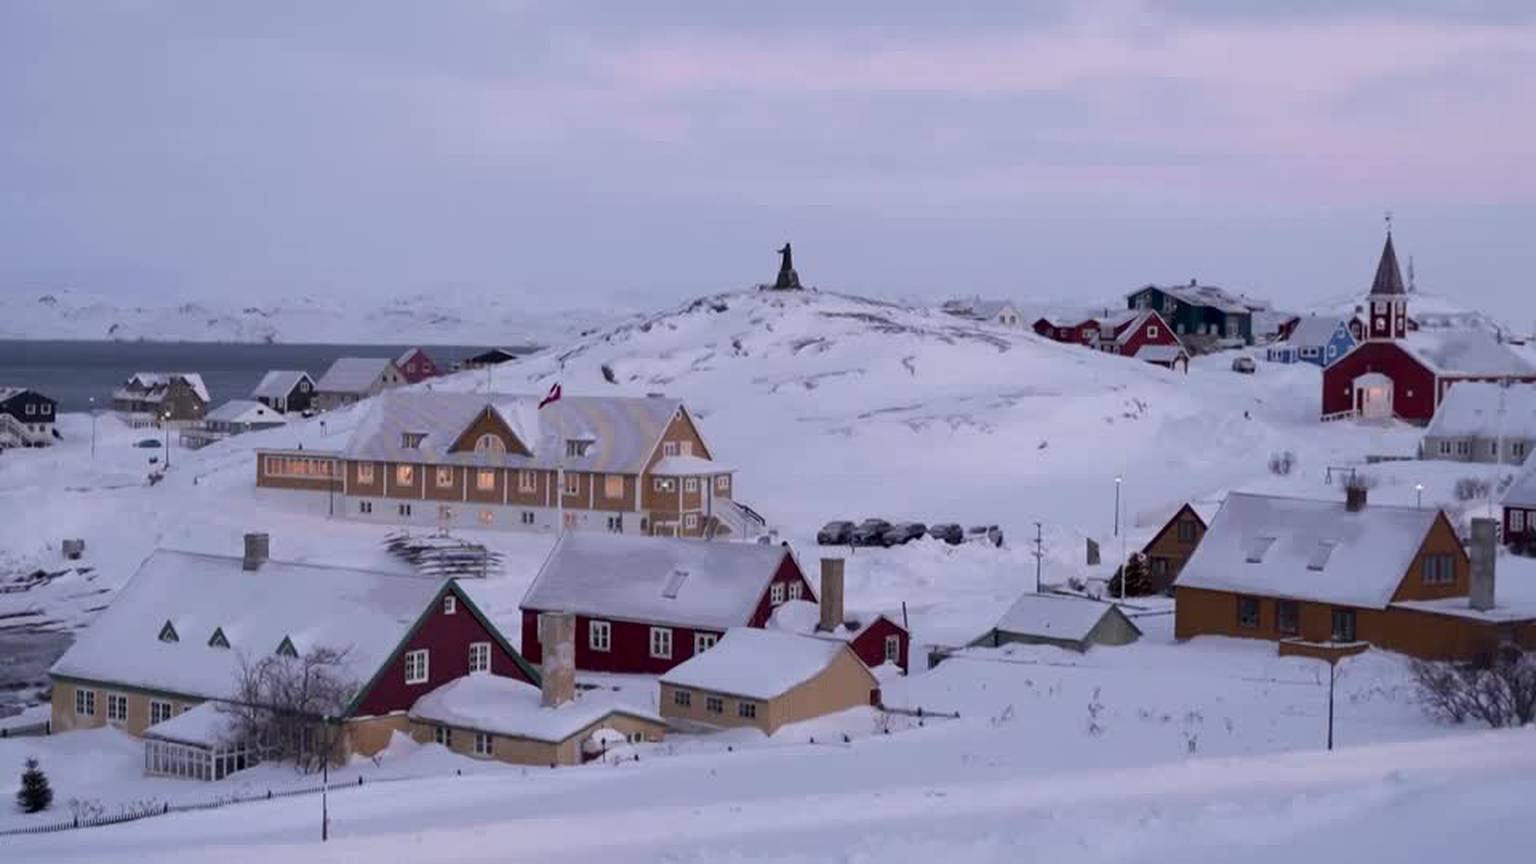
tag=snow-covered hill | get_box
[0,287,624,346]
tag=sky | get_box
[2,1,1533,320]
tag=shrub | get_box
[1454,477,1492,502]
[16,757,52,814]
[1107,553,1154,597]
[1410,645,1536,728]
[1267,451,1296,476]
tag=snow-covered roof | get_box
[204,400,288,426]
[651,455,728,475]
[767,599,901,646]
[118,373,211,403]
[1175,492,1443,609]
[1401,329,1536,377]
[250,370,311,400]
[1135,345,1186,363]
[50,549,444,703]
[967,300,1020,320]
[144,701,240,748]
[1284,316,1349,350]
[660,628,860,701]
[316,357,395,394]
[1424,383,1536,440]
[344,390,687,473]
[0,386,33,402]
[991,592,1133,642]
[1132,283,1252,314]
[520,533,791,631]
[1504,469,1536,509]
[409,673,660,743]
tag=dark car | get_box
[134,438,163,448]
[928,523,964,545]
[881,522,928,546]
[817,521,855,545]
[850,519,893,546]
[967,525,1005,547]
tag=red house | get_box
[1094,309,1189,371]
[1032,316,1100,345]
[396,347,443,384]
[1503,469,1536,550]
[519,534,816,674]
[765,558,910,671]
[1322,234,1536,424]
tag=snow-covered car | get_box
[850,519,893,546]
[880,522,928,546]
[817,521,855,545]
[1231,356,1257,374]
[134,438,163,448]
[928,523,964,545]
[967,525,1004,547]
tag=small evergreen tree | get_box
[1107,553,1154,597]
[17,757,53,814]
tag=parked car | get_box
[881,522,928,547]
[817,521,855,545]
[928,523,964,545]
[850,519,893,546]
[134,438,162,448]
[967,525,1005,547]
[1231,356,1257,374]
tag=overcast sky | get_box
[2,1,1533,319]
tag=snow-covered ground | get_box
[3,286,1533,858]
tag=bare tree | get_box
[1410,645,1536,729]
[222,646,358,773]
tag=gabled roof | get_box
[0,386,48,404]
[119,373,211,403]
[1504,468,1536,509]
[660,627,868,701]
[1285,316,1351,350]
[465,348,520,364]
[1425,382,1536,440]
[250,370,312,400]
[991,592,1139,643]
[1175,492,1444,609]
[1402,329,1536,377]
[50,549,447,703]
[316,357,396,394]
[409,673,660,743]
[1370,233,1407,297]
[520,533,793,631]
[204,400,288,426]
[344,390,692,473]
[1130,283,1251,314]
[1141,502,1212,554]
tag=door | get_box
[1357,383,1393,420]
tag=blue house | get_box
[1265,315,1355,368]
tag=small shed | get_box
[972,592,1141,653]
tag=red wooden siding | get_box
[1321,342,1438,422]
[848,616,909,670]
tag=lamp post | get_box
[320,420,334,517]
[162,410,172,469]
[1415,483,1424,508]
[1032,521,1043,593]
[1113,476,1122,537]
[88,397,97,460]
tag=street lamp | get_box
[1415,483,1424,508]
[162,410,172,469]
[88,397,97,460]
[1113,476,1122,537]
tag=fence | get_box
[0,773,412,838]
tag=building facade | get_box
[313,357,406,411]
[1421,382,1536,466]
[1265,316,1356,368]
[250,370,315,414]
[1140,503,1211,593]
[0,387,58,447]
[111,373,210,425]
[1126,281,1254,346]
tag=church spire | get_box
[1369,231,1406,297]
[1364,222,1408,341]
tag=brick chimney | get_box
[1469,518,1496,612]
[818,558,845,633]
[538,612,576,708]
[242,533,269,571]
[1345,485,1368,513]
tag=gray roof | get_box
[1131,283,1252,315]
[1175,492,1442,609]
[1424,382,1536,440]
[344,390,695,473]
[1284,316,1349,350]
[1504,468,1536,509]
[316,358,394,395]
[1402,329,1536,377]
[204,399,288,425]
[0,386,47,404]
[251,370,312,400]
[520,533,792,631]
[1370,234,1407,296]
[992,593,1137,643]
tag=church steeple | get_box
[1365,226,1408,341]
[1370,232,1406,297]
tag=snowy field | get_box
[3,287,1533,858]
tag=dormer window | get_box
[566,439,592,458]
[208,628,230,649]
[475,433,505,456]
[401,432,425,449]
[1306,541,1338,572]
[158,621,179,643]
[1244,536,1276,564]
[276,636,298,658]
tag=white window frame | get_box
[476,469,496,491]
[662,441,680,457]
[649,626,673,659]
[684,477,699,493]
[564,472,580,495]
[405,649,430,685]
[106,692,129,724]
[25,403,35,415]
[517,470,536,493]
[435,466,454,488]
[653,477,676,493]
[590,620,612,652]
[468,641,491,673]
[1146,325,1158,339]
[1513,510,1527,532]
[434,725,452,747]
[715,475,729,492]
[357,462,375,484]
[684,513,699,530]
[443,594,457,615]
[770,582,786,605]
[473,732,493,757]
[693,632,718,654]
[75,688,96,717]
[787,582,803,601]
[396,464,415,485]
[884,634,901,663]
[150,700,174,726]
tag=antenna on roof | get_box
[1384,209,1393,236]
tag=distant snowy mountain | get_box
[0,287,626,346]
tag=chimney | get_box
[818,558,845,633]
[1345,485,1368,513]
[1469,518,1496,612]
[538,612,576,707]
[242,533,269,571]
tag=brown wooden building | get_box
[1141,502,1213,593]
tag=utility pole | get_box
[1326,660,1337,751]
[88,397,97,460]
[1032,521,1043,593]
[163,411,172,469]
[321,716,331,842]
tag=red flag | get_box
[538,382,562,409]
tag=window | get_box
[358,500,373,514]
[606,515,623,533]
[468,641,490,673]
[357,462,376,483]
[1439,440,1452,456]
[1276,601,1299,636]
[715,475,729,492]
[884,634,901,663]
[684,478,699,493]
[589,620,612,652]
[262,456,339,478]
[1514,510,1527,533]
[276,636,298,658]
[705,695,724,715]
[662,441,680,457]
[443,594,457,615]
[405,649,430,684]
[434,726,453,747]
[694,632,718,654]
[1422,554,1456,585]
[1237,596,1260,629]
[1150,557,1169,576]
[435,466,454,488]
[679,441,693,457]
[653,478,676,493]
[398,503,413,517]
[787,582,803,601]
[673,689,691,708]
[770,583,786,605]
[107,693,128,724]
[517,470,537,492]
[649,627,673,659]
[1244,536,1276,564]
[477,470,497,491]
[158,620,179,643]
[566,439,591,458]
[1455,440,1471,456]
[473,733,492,756]
[684,513,699,530]
[520,511,535,525]
[475,434,504,456]
[564,472,579,495]
[395,464,415,485]
[41,404,50,415]
[1331,609,1357,643]
[401,432,424,449]
[1514,442,1527,460]
[74,689,96,717]
[1147,325,1159,339]
[208,628,229,649]
[605,475,625,499]
[24,404,35,415]
[1176,519,1197,543]
[150,700,174,726]
[737,701,757,719]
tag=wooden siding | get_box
[409,711,665,767]
[1142,504,1207,593]
[847,616,909,670]
[1390,513,1471,603]
[447,408,531,456]
[661,644,878,734]
[1321,341,1438,422]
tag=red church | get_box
[1321,234,1536,424]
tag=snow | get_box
[203,400,287,426]
[314,357,394,394]
[116,372,212,404]
[650,454,727,474]
[144,701,239,747]
[1283,315,1348,349]
[520,533,789,631]
[408,672,660,743]
[1402,327,1536,377]
[1175,492,1439,608]
[1424,381,1536,439]
[50,549,443,702]
[248,370,310,401]
[1504,466,1536,507]
[659,627,852,700]
[1135,344,1185,363]
[989,592,1131,643]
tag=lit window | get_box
[405,649,430,684]
[478,509,493,524]
[357,463,376,483]
[589,620,612,652]
[649,627,672,659]
[74,689,96,717]
[468,641,490,673]
[396,465,415,485]
[106,693,128,724]
[443,595,457,615]
[436,466,454,488]
[604,475,624,499]
[477,469,496,491]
